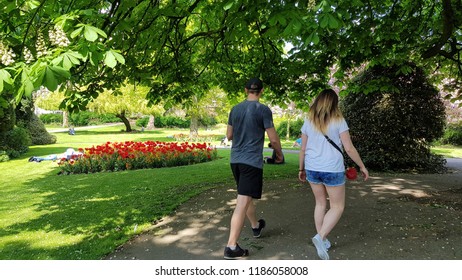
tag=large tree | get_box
[88,83,164,132]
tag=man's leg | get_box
[245,199,258,228]
[227,194,253,247]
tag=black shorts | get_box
[230,163,263,199]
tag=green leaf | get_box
[70,26,84,39]
[50,66,71,78]
[305,32,320,45]
[26,0,41,10]
[58,51,84,69]
[0,69,13,93]
[320,14,329,28]
[104,51,117,68]
[84,26,98,42]
[23,80,35,99]
[0,69,13,85]
[268,15,278,27]
[277,14,287,26]
[80,25,107,42]
[45,68,58,91]
[112,51,125,64]
[223,1,234,11]
[92,26,107,38]
[328,14,339,29]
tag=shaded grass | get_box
[0,126,297,260]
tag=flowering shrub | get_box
[58,141,218,175]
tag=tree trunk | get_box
[62,111,69,127]
[116,111,132,132]
[146,115,155,130]
[286,120,291,140]
[189,115,199,138]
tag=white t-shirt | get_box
[301,118,349,172]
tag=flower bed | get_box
[58,140,218,175]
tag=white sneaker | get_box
[312,234,329,260]
[324,239,331,250]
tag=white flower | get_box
[0,41,16,65]
[36,34,48,57]
[49,26,70,47]
[23,47,34,63]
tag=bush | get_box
[39,113,63,124]
[276,119,304,139]
[341,63,446,173]
[438,124,462,146]
[23,114,57,145]
[155,116,190,128]
[69,112,119,126]
[199,116,218,127]
[136,117,149,128]
[0,151,9,162]
[96,113,120,124]
[0,126,31,159]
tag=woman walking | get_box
[298,89,369,260]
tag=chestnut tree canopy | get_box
[0,0,461,117]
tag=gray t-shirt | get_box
[228,100,275,169]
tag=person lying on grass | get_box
[28,148,82,163]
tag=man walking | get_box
[224,77,284,259]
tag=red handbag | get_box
[346,167,358,180]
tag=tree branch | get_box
[421,0,455,59]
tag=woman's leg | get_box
[309,183,328,234]
[319,185,345,239]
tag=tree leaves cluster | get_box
[1,0,461,112]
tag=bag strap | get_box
[324,135,343,154]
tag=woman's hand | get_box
[298,170,306,182]
[360,167,369,181]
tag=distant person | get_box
[220,136,230,146]
[68,127,75,135]
[293,137,302,147]
[298,89,369,260]
[224,77,283,259]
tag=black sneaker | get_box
[252,219,266,238]
[223,244,249,260]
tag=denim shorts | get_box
[306,170,345,187]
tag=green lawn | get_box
[0,125,297,260]
[431,145,462,158]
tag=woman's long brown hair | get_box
[308,89,343,134]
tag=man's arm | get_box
[226,125,233,141]
[265,127,283,162]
